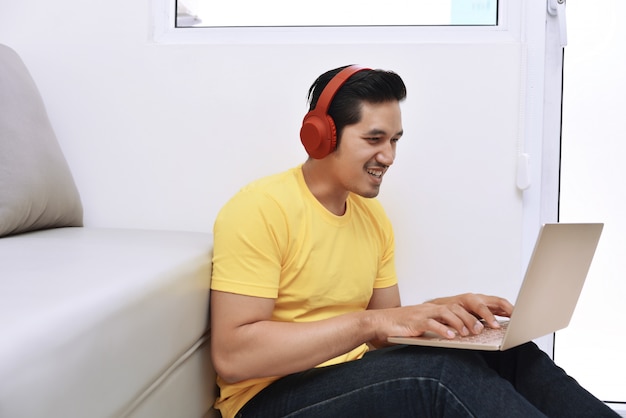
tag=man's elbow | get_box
[211,346,248,384]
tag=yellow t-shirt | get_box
[210,165,398,418]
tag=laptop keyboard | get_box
[456,321,509,343]
[422,320,510,344]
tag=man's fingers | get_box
[429,305,474,338]
[472,302,501,329]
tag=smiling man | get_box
[209,65,618,418]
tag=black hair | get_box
[306,65,407,145]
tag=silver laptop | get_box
[388,223,603,351]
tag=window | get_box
[156,0,511,45]
[176,0,498,28]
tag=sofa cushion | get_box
[0,44,83,237]
[0,227,214,417]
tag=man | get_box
[210,65,617,417]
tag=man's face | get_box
[329,100,403,198]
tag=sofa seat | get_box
[0,227,216,417]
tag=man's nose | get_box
[377,142,395,166]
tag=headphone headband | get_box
[313,65,369,117]
[300,65,370,159]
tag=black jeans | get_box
[236,343,619,418]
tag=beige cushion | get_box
[0,44,82,237]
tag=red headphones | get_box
[300,65,370,159]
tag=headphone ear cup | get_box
[300,111,337,159]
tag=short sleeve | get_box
[211,190,288,298]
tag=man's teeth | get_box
[367,169,383,178]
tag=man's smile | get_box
[366,165,388,179]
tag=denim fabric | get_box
[236,343,618,418]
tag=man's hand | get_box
[369,293,514,343]
[428,293,514,331]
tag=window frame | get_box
[153,0,519,45]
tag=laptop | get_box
[387,223,604,351]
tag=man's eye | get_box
[366,137,380,142]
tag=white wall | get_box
[0,1,551,305]
[556,0,626,404]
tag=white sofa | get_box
[0,44,219,417]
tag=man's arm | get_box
[367,285,402,310]
[211,286,513,384]
[366,285,401,348]
[211,285,402,383]
[210,289,378,384]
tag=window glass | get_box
[176,0,498,28]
